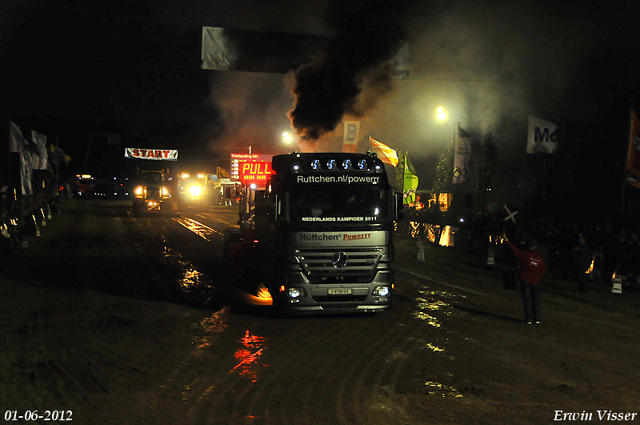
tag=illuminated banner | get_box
[230,153,273,180]
[125,148,178,161]
[239,161,273,187]
[296,175,381,185]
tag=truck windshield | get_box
[289,186,387,225]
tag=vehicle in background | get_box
[177,172,216,211]
[74,174,95,197]
[132,168,178,213]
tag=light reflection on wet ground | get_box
[195,308,230,351]
[162,242,211,291]
[173,217,224,243]
[425,342,445,352]
[412,288,463,327]
[231,330,268,383]
[424,381,463,398]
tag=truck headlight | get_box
[188,185,202,197]
[287,287,305,299]
[373,286,390,297]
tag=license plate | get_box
[328,288,352,295]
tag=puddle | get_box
[230,330,268,383]
[412,288,462,327]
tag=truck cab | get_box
[226,151,401,314]
[132,169,177,213]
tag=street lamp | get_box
[436,106,448,121]
[282,131,293,144]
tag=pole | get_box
[620,107,632,216]
[519,116,530,210]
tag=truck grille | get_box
[294,247,384,283]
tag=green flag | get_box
[403,152,419,205]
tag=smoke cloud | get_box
[288,0,413,141]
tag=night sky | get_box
[1,0,639,221]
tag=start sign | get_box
[125,148,178,161]
[240,161,272,187]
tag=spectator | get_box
[573,234,592,293]
[503,230,547,325]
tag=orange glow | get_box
[586,255,594,274]
[231,330,268,382]
[279,285,285,292]
[238,283,273,306]
[439,225,451,247]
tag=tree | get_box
[431,140,453,211]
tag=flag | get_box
[453,124,472,184]
[31,130,50,170]
[527,116,558,154]
[403,152,419,205]
[369,136,399,167]
[343,121,360,153]
[9,121,24,153]
[625,108,640,188]
[8,122,33,195]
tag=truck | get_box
[225,151,402,314]
[125,147,179,214]
[132,168,178,213]
[176,171,216,211]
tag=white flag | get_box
[32,130,50,170]
[527,116,558,154]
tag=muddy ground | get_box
[0,198,638,425]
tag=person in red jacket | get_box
[503,230,547,325]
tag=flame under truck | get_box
[225,151,402,314]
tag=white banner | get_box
[527,116,558,154]
[201,26,234,71]
[124,148,178,161]
[343,121,360,153]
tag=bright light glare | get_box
[282,132,292,143]
[436,107,448,121]
[188,185,202,197]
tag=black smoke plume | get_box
[288,0,411,141]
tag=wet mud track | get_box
[4,199,638,425]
